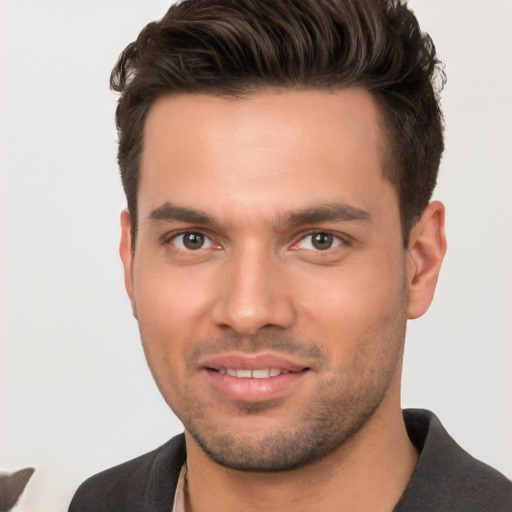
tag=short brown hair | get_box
[111,0,445,247]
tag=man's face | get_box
[122,89,412,471]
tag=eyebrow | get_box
[148,202,217,226]
[281,203,371,226]
[148,201,371,228]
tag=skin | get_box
[120,89,446,511]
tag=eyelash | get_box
[164,229,349,253]
[164,230,218,251]
[293,231,347,252]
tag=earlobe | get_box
[119,210,137,317]
[406,201,447,319]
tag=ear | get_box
[119,210,137,317]
[406,201,447,319]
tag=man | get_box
[69,0,511,510]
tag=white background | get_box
[1,1,511,511]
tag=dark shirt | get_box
[68,409,512,511]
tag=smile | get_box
[216,368,296,378]
[204,365,309,403]
[197,352,312,402]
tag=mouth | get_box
[215,367,301,378]
[200,354,311,402]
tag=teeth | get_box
[252,369,270,379]
[219,368,289,378]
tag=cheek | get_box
[295,258,407,356]
[131,262,212,383]
[133,277,195,412]
[133,256,214,328]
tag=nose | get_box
[210,248,296,335]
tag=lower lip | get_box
[204,369,308,402]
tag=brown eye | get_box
[311,232,334,250]
[183,232,204,249]
[296,232,343,251]
[173,232,211,250]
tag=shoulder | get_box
[396,409,512,512]
[68,434,186,512]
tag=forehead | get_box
[139,89,395,223]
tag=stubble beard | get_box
[144,277,409,473]
[187,380,394,473]
[183,315,406,473]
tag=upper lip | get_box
[199,352,310,372]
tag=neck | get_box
[183,396,418,512]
